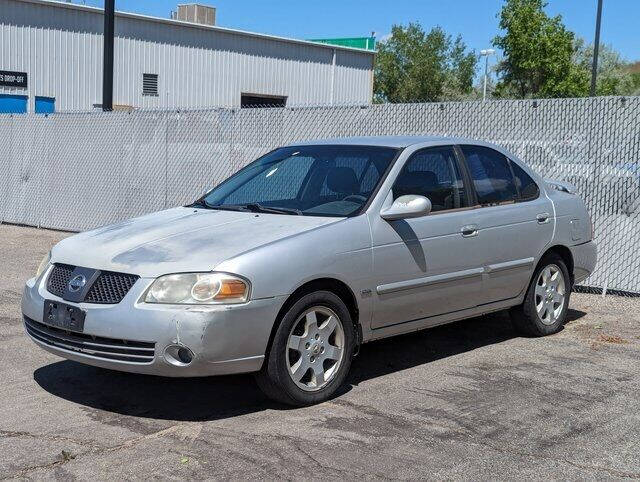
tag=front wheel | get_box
[255,291,355,406]
[510,253,571,337]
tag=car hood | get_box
[52,207,341,278]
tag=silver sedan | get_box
[22,136,597,405]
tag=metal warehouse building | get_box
[0,0,375,113]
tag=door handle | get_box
[536,212,550,224]
[460,224,478,237]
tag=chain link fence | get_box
[1,97,639,295]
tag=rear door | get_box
[457,145,554,303]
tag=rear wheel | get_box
[510,253,571,336]
[255,291,355,406]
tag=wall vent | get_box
[142,73,159,97]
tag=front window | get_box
[199,145,399,217]
[392,146,469,212]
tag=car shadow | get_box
[347,308,586,385]
[33,308,586,422]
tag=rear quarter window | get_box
[510,161,540,201]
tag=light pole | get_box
[480,49,495,102]
[590,0,604,96]
[102,0,115,111]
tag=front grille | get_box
[47,264,74,298]
[85,271,139,304]
[24,316,155,364]
[46,264,139,304]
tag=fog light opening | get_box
[177,347,193,364]
[164,344,195,367]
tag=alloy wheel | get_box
[285,306,345,391]
[535,264,566,325]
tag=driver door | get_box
[369,145,485,329]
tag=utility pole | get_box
[480,49,495,102]
[102,0,115,111]
[590,0,603,96]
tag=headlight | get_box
[144,273,250,304]
[36,252,51,278]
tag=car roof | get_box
[289,136,488,149]
[281,135,542,182]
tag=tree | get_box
[574,40,638,96]
[493,0,588,98]
[374,23,477,103]
[630,62,640,95]
[471,70,497,100]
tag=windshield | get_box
[199,145,399,217]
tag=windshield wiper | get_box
[244,203,303,215]
[213,204,254,212]
[194,203,252,212]
[187,199,212,209]
[189,201,301,215]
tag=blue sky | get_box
[82,0,638,63]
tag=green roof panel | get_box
[308,37,376,51]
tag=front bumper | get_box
[21,269,286,377]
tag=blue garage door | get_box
[35,96,55,114]
[0,94,28,113]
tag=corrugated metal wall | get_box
[0,1,104,112]
[0,0,374,111]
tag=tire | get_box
[255,291,355,406]
[510,253,571,337]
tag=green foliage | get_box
[631,72,640,95]
[627,62,640,94]
[493,0,640,99]
[374,23,477,103]
[373,2,638,103]
[574,40,638,96]
[493,0,588,98]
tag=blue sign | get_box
[0,94,28,114]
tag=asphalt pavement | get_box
[1,224,639,480]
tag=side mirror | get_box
[380,195,432,221]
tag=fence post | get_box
[0,115,14,225]
[37,115,46,228]
[230,108,236,172]
[164,110,169,209]
[586,98,605,297]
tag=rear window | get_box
[460,145,518,205]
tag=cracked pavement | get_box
[1,224,639,480]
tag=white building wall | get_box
[0,0,374,112]
[334,49,374,104]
